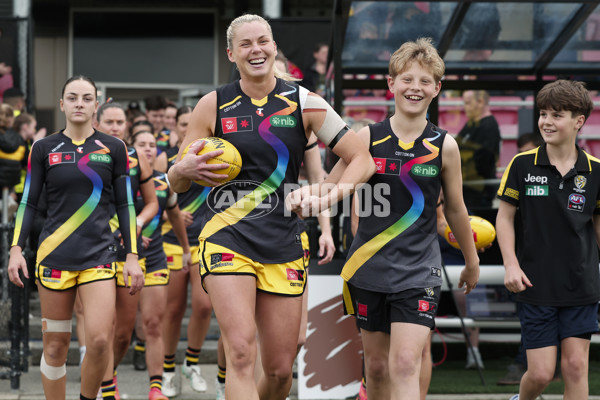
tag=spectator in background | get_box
[3,87,25,116]
[144,95,170,151]
[302,43,329,97]
[0,62,13,102]
[164,102,179,148]
[456,90,501,210]
[516,132,544,153]
[454,3,501,61]
[126,108,147,137]
[0,103,22,190]
[0,103,14,128]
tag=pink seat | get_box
[344,96,389,123]
[490,96,521,138]
[499,138,518,170]
[438,97,466,135]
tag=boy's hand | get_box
[458,261,479,294]
[504,264,532,293]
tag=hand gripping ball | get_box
[444,215,496,250]
[181,137,242,186]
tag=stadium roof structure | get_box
[330,0,600,109]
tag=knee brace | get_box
[40,352,66,380]
[41,318,72,334]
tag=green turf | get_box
[428,358,600,395]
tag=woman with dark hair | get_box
[8,75,143,399]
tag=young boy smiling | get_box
[496,80,600,400]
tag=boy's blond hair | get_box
[536,80,594,122]
[388,37,445,83]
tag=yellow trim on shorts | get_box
[115,258,147,287]
[36,263,116,291]
[199,239,306,297]
[342,280,355,315]
[163,242,200,270]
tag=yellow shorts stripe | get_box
[36,263,115,291]
[200,239,306,296]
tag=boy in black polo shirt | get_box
[496,80,600,400]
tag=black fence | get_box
[0,188,30,390]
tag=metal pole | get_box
[441,261,486,385]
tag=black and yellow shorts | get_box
[36,263,116,291]
[163,242,200,271]
[144,263,170,286]
[116,258,147,287]
[199,239,306,296]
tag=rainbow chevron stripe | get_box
[35,139,136,263]
[341,139,440,281]
[202,88,297,238]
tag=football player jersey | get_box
[342,120,446,293]
[12,130,136,270]
[200,78,307,263]
[162,146,211,247]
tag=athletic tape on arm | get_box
[301,88,349,148]
[41,318,72,333]
[166,192,178,208]
[40,353,66,380]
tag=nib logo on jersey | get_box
[49,152,76,166]
[221,116,253,134]
[373,157,401,175]
[524,174,548,196]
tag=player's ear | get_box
[433,81,442,98]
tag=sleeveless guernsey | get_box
[201,78,307,263]
[342,120,446,292]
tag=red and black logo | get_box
[373,157,401,175]
[210,253,235,266]
[221,116,253,134]
[286,268,304,281]
[43,268,61,278]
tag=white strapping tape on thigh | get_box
[41,318,72,333]
[40,353,66,380]
[302,92,348,148]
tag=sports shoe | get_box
[162,371,179,397]
[497,363,525,385]
[509,395,519,400]
[134,347,147,371]
[182,363,208,392]
[215,377,226,400]
[356,378,368,400]
[148,388,168,400]
[465,347,484,369]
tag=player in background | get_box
[8,75,143,399]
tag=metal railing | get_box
[0,188,29,390]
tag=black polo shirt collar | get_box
[534,143,591,174]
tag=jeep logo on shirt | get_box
[525,185,548,196]
[524,173,547,184]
